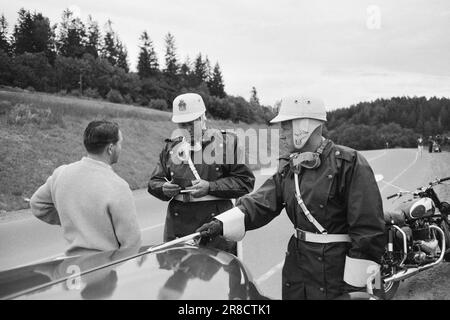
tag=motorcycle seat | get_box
[384,210,406,226]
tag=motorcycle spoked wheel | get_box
[374,280,400,300]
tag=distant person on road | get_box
[147,93,255,255]
[428,136,434,153]
[196,96,386,300]
[30,120,141,256]
[417,136,423,156]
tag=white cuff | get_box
[343,255,380,288]
[216,207,246,241]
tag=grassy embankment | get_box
[0,89,274,213]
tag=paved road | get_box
[0,148,438,299]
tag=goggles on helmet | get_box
[290,152,321,172]
[289,139,330,172]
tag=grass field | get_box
[0,89,272,213]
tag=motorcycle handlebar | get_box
[437,176,450,183]
[386,177,450,200]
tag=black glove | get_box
[196,219,223,245]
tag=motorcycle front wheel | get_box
[374,280,400,300]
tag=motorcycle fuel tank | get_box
[407,198,435,220]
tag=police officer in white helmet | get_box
[197,96,386,299]
[148,93,255,255]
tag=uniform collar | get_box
[279,137,333,160]
[321,139,334,158]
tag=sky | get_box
[1,0,450,109]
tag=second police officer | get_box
[148,93,255,255]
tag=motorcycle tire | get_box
[374,280,400,300]
[439,221,450,262]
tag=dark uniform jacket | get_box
[148,130,255,254]
[236,140,386,299]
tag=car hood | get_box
[0,244,262,300]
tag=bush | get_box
[83,87,101,99]
[0,100,14,116]
[6,103,64,128]
[106,89,124,104]
[69,89,82,97]
[12,53,55,91]
[148,99,168,111]
[135,95,149,106]
[123,93,134,105]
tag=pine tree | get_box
[100,20,128,71]
[180,55,191,77]
[164,32,178,76]
[13,8,55,61]
[85,15,100,58]
[116,39,129,72]
[0,14,11,55]
[13,8,34,54]
[137,30,158,78]
[148,38,159,72]
[204,55,212,83]
[250,86,260,107]
[57,8,86,58]
[208,62,226,98]
[32,12,55,60]
[137,31,151,78]
[101,20,118,65]
[194,53,208,85]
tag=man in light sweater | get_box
[30,120,141,256]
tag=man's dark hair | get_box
[83,120,119,154]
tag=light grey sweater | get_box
[30,157,141,255]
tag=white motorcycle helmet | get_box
[172,93,206,123]
[271,96,327,149]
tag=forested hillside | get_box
[1,8,449,150]
[0,8,275,124]
[326,97,450,149]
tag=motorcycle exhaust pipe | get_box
[383,225,446,283]
[393,225,408,266]
[383,267,420,283]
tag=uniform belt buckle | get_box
[296,229,306,241]
[182,193,192,203]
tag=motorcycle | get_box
[374,176,450,299]
[433,142,442,153]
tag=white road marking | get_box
[379,180,408,192]
[366,149,387,162]
[380,151,419,193]
[255,262,284,285]
[142,223,164,232]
